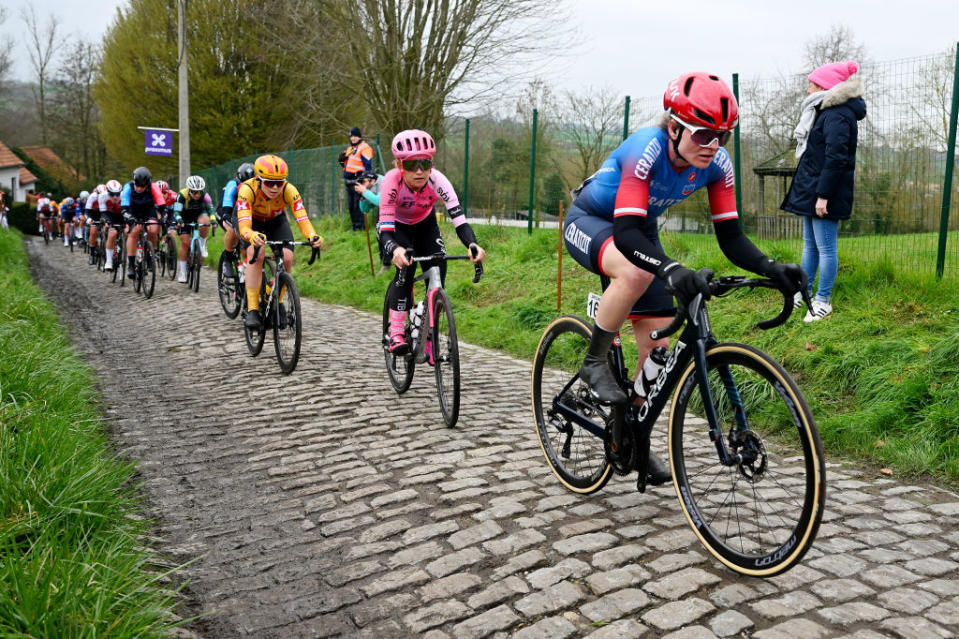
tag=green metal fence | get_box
[198,44,959,276]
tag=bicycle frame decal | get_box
[637,339,688,423]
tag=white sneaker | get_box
[177,263,188,283]
[803,300,832,323]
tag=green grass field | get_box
[0,230,178,636]
[204,214,959,484]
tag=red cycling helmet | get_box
[391,129,436,161]
[663,72,739,131]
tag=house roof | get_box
[21,145,84,182]
[19,167,38,185]
[0,140,25,170]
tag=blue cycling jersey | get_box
[220,179,239,209]
[575,127,737,223]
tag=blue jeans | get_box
[801,216,839,303]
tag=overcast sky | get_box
[5,0,958,107]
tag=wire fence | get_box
[197,44,959,276]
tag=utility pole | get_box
[177,0,190,184]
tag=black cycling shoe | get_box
[579,354,626,404]
[646,451,672,486]
[127,267,136,280]
[244,309,263,330]
[88,254,96,265]
[277,303,288,329]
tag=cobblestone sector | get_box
[28,238,959,638]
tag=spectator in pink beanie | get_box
[781,60,866,322]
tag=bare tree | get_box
[802,24,869,71]
[0,8,13,86]
[560,86,622,184]
[21,5,60,145]
[49,42,103,180]
[334,0,571,140]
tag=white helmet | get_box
[185,175,206,191]
[106,180,122,195]
[95,184,107,194]
[79,190,90,199]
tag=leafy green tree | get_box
[96,0,351,176]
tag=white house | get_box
[0,140,36,202]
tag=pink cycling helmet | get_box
[391,129,436,160]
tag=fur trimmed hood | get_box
[822,75,865,115]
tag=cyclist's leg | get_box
[564,205,645,403]
[177,221,191,281]
[385,223,415,353]
[126,222,141,277]
[198,213,210,256]
[622,220,675,370]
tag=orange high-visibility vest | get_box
[344,140,374,174]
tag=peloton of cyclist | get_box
[236,154,322,329]
[100,180,125,271]
[379,129,486,355]
[121,167,166,279]
[565,72,806,483]
[172,175,215,282]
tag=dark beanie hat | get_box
[350,127,362,137]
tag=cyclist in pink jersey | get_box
[380,129,486,354]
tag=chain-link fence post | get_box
[527,109,538,235]
[463,118,470,217]
[623,95,631,141]
[937,43,959,278]
[330,140,337,216]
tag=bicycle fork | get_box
[691,339,752,468]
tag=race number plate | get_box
[586,292,601,320]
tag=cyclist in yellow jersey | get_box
[237,154,323,329]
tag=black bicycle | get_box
[381,250,484,427]
[532,270,825,576]
[242,240,320,374]
[158,222,177,280]
[131,220,160,299]
[108,224,126,285]
[217,246,243,319]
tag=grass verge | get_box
[0,230,178,636]
[204,214,959,484]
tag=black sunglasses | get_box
[401,159,433,172]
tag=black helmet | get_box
[236,162,255,182]
[133,166,152,187]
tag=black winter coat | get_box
[782,78,867,221]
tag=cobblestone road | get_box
[28,237,959,639]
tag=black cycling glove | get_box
[762,259,807,296]
[659,262,711,303]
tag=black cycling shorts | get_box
[85,209,102,222]
[251,214,294,245]
[61,211,75,223]
[177,209,210,235]
[563,201,675,318]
